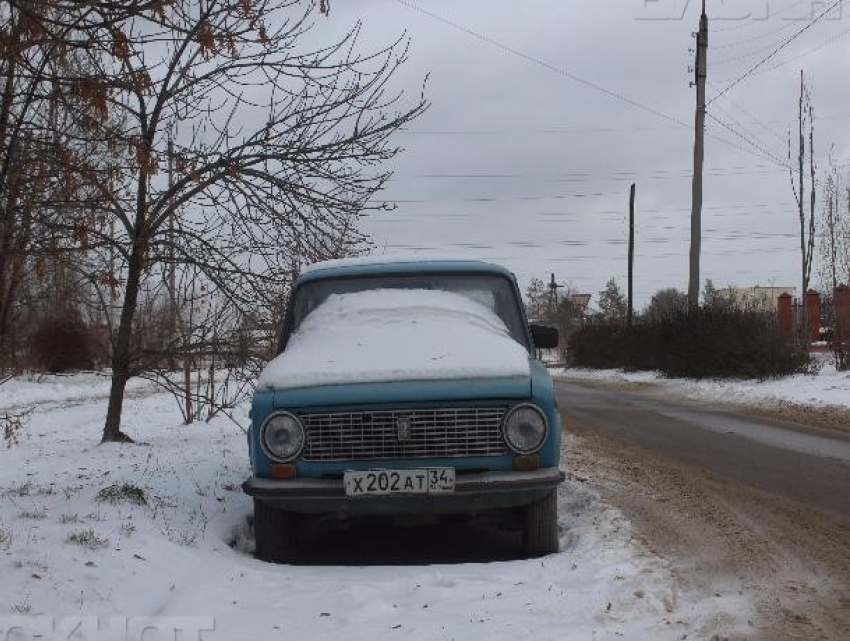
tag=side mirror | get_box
[530,324,559,349]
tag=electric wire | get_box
[713,10,805,49]
[394,0,690,129]
[706,80,788,145]
[715,25,850,82]
[711,0,809,33]
[394,0,819,168]
[706,105,788,169]
[708,0,847,105]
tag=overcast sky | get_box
[317,0,849,306]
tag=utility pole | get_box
[548,273,562,318]
[628,183,636,326]
[688,0,708,308]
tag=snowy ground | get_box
[553,355,850,411]
[0,374,751,640]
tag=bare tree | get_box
[38,1,427,442]
[645,288,688,321]
[788,70,816,345]
[818,157,849,293]
[818,158,849,370]
[134,262,274,428]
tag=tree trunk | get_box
[183,352,193,424]
[101,245,144,443]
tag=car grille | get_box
[300,407,509,462]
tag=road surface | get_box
[555,378,850,640]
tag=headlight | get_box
[261,411,305,462]
[502,404,548,454]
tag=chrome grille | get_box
[301,407,508,462]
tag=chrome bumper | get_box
[243,468,565,515]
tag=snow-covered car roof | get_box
[299,256,515,282]
[258,288,530,390]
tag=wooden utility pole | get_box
[628,183,636,326]
[688,1,708,307]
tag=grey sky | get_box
[318,0,849,306]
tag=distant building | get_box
[717,286,795,312]
[570,294,592,313]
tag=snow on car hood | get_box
[258,289,530,390]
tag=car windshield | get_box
[289,273,529,349]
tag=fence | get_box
[778,287,850,348]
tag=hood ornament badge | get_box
[396,415,412,442]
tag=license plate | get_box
[344,469,455,497]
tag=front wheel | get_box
[521,490,559,557]
[253,499,301,563]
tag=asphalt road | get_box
[554,380,850,521]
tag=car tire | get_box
[253,499,301,563]
[521,489,559,557]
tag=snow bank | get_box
[258,289,530,390]
[0,377,751,639]
[554,355,850,410]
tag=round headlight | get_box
[502,404,548,454]
[261,412,305,462]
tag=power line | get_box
[713,11,804,49]
[713,29,808,66]
[707,118,793,168]
[394,0,690,129]
[394,0,814,168]
[725,24,850,80]
[706,80,788,145]
[706,112,792,169]
[398,124,682,135]
[370,200,798,212]
[707,102,787,164]
[708,0,848,105]
[373,237,808,250]
[399,111,850,136]
[388,167,786,183]
[711,0,809,33]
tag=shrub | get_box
[28,315,96,372]
[67,529,109,549]
[18,509,47,520]
[568,307,810,380]
[96,483,148,506]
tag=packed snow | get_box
[554,355,850,411]
[258,289,530,390]
[0,375,752,639]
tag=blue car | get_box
[243,258,564,562]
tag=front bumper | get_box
[243,468,565,515]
